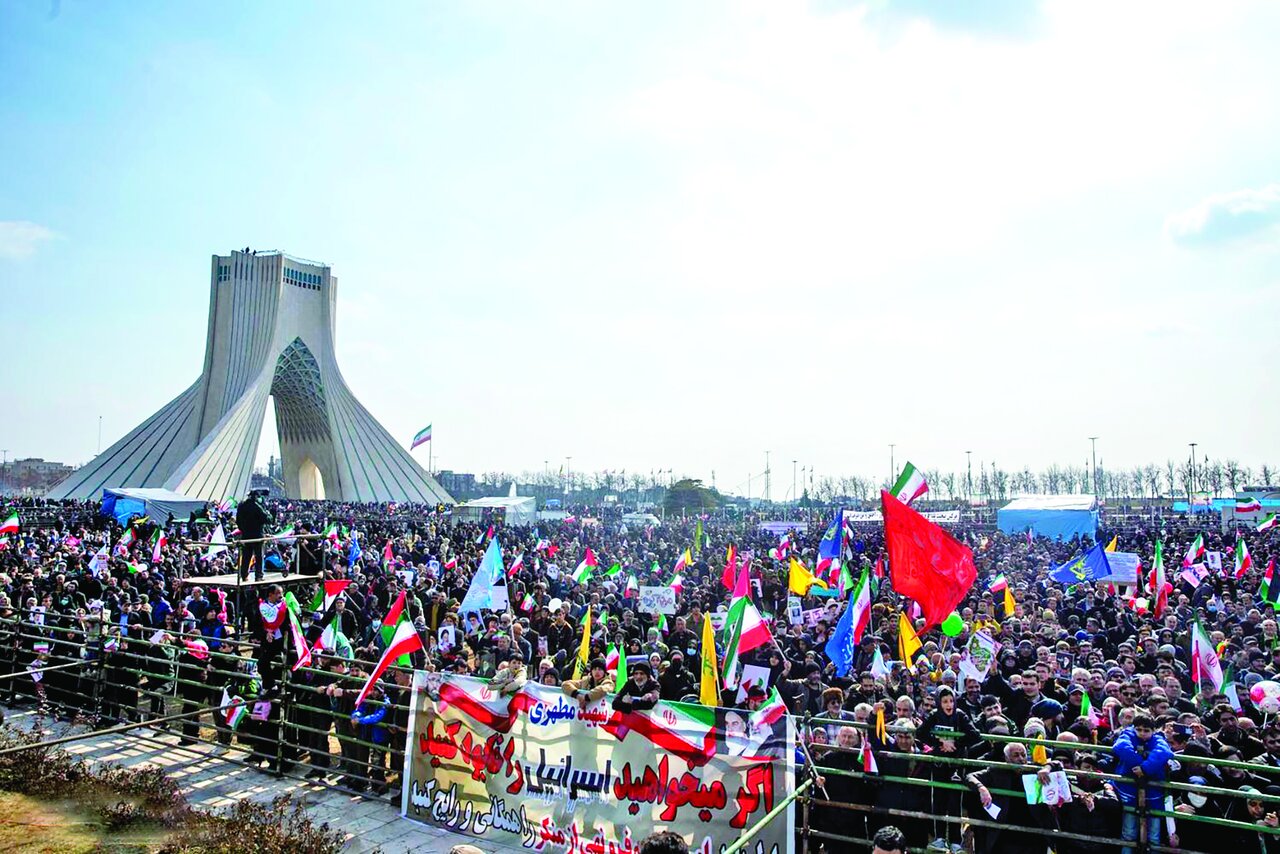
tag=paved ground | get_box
[2,706,526,853]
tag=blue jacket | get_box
[1111,727,1174,804]
[351,700,389,745]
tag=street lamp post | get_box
[1189,443,1197,498]
[792,460,797,504]
[890,443,896,487]
[965,451,973,502]
[1089,437,1099,497]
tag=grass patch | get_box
[0,724,348,853]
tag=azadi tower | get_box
[49,250,452,503]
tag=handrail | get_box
[723,778,810,854]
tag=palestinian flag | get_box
[0,513,18,536]
[605,700,717,768]
[861,737,878,773]
[312,617,353,658]
[382,539,395,568]
[848,567,873,645]
[1235,535,1253,579]
[889,462,928,505]
[1262,559,1280,609]
[1259,514,1279,533]
[308,579,351,614]
[604,561,622,578]
[573,548,599,583]
[750,687,788,729]
[150,529,167,563]
[987,574,1008,593]
[1223,665,1243,712]
[354,620,424,706]
[380,590,412,664]
[1237,496,1263,513]
[1183,534,1205,567]
[1190,620,1223,692]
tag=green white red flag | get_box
[354,620,423,706]
[1183,534,1205,567]
[0,513,18,536]
[1234,535,1253,579]
[889,462,928,505]
[1189,620,1223,692]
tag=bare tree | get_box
[1263,465,1274,487]
[1164,461,1177,496]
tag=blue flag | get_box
[824,596,858,677]
[347,531,362,567]
[1049,543,1110,584]
[459,537,503,616]
[818,509,843,562]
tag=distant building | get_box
[1,458,75,495]
[436,471,477,501]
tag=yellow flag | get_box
[699,614,720,706]
[1032,738,1048,764]
[875,704,887,743]
[1105,535,1118,552]
[897,612,921,664]
[573,608,592,679]
[788,558,827,596]
[1004,586,1016,618]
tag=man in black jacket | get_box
[236,491,273,582]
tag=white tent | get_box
[453,495,538,526]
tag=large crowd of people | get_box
[2,492,1280,852]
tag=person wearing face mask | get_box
[1171,774,1224,853]
[659,651,696,701]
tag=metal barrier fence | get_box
[1,614,410,803]
[7,616,1280,854]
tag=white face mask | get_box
[1188,793,1207,809]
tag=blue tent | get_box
[100,488,208,526]
[997,495,1098,541]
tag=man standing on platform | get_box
[236,489,273,582]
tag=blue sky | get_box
[3,0,1279,495]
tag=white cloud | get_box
[0,221,57,259]
[1165,184,1280,247]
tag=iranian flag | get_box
[604,561,622,578]
[674,548,692,576]
[204,524,227,560]
[1183,534,1205,567]
[1258,514,1279,533]
[444,556,458,570]
[534,539,551,553]
[870,647,890,680]
[987,574,1008,593]
[1150,540,1168,619]
[606,700,718,768]
[150,529,167,563]
[606,643,621,671]
[720,597,773,690]
[750,687,788,729]
[220,688,248,730]
[322,522,341,545]
[507,552,525,577]
[624,574,639,598]
[861,738,879,773]
[1235,536,1253,579]
[890,462,929,505]
[0,513,18,536]
[770,535,791,562]
[1080,692,1099,726]
[573,548,598,583]
[354,621,423,707]
[670,574,685,595]
[848,567,873,645]
[117,525,137,555]
[1223,665,1243,712]
[437,675,523,732]
[1237,496,1263,513]
[287,610,312,672]
[1189,620,1223,692]
[410,424,432,450]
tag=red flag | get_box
[721,544,738,590]
[873,556,885,579]
[732,558,750,600]
[881,491,977,632]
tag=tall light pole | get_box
[1188,443,1197,497]
[565,456,572,502]
[1088,437,1099,497]
[765,451,771,503]
[890,443,896,486]
[965,450,973,501]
